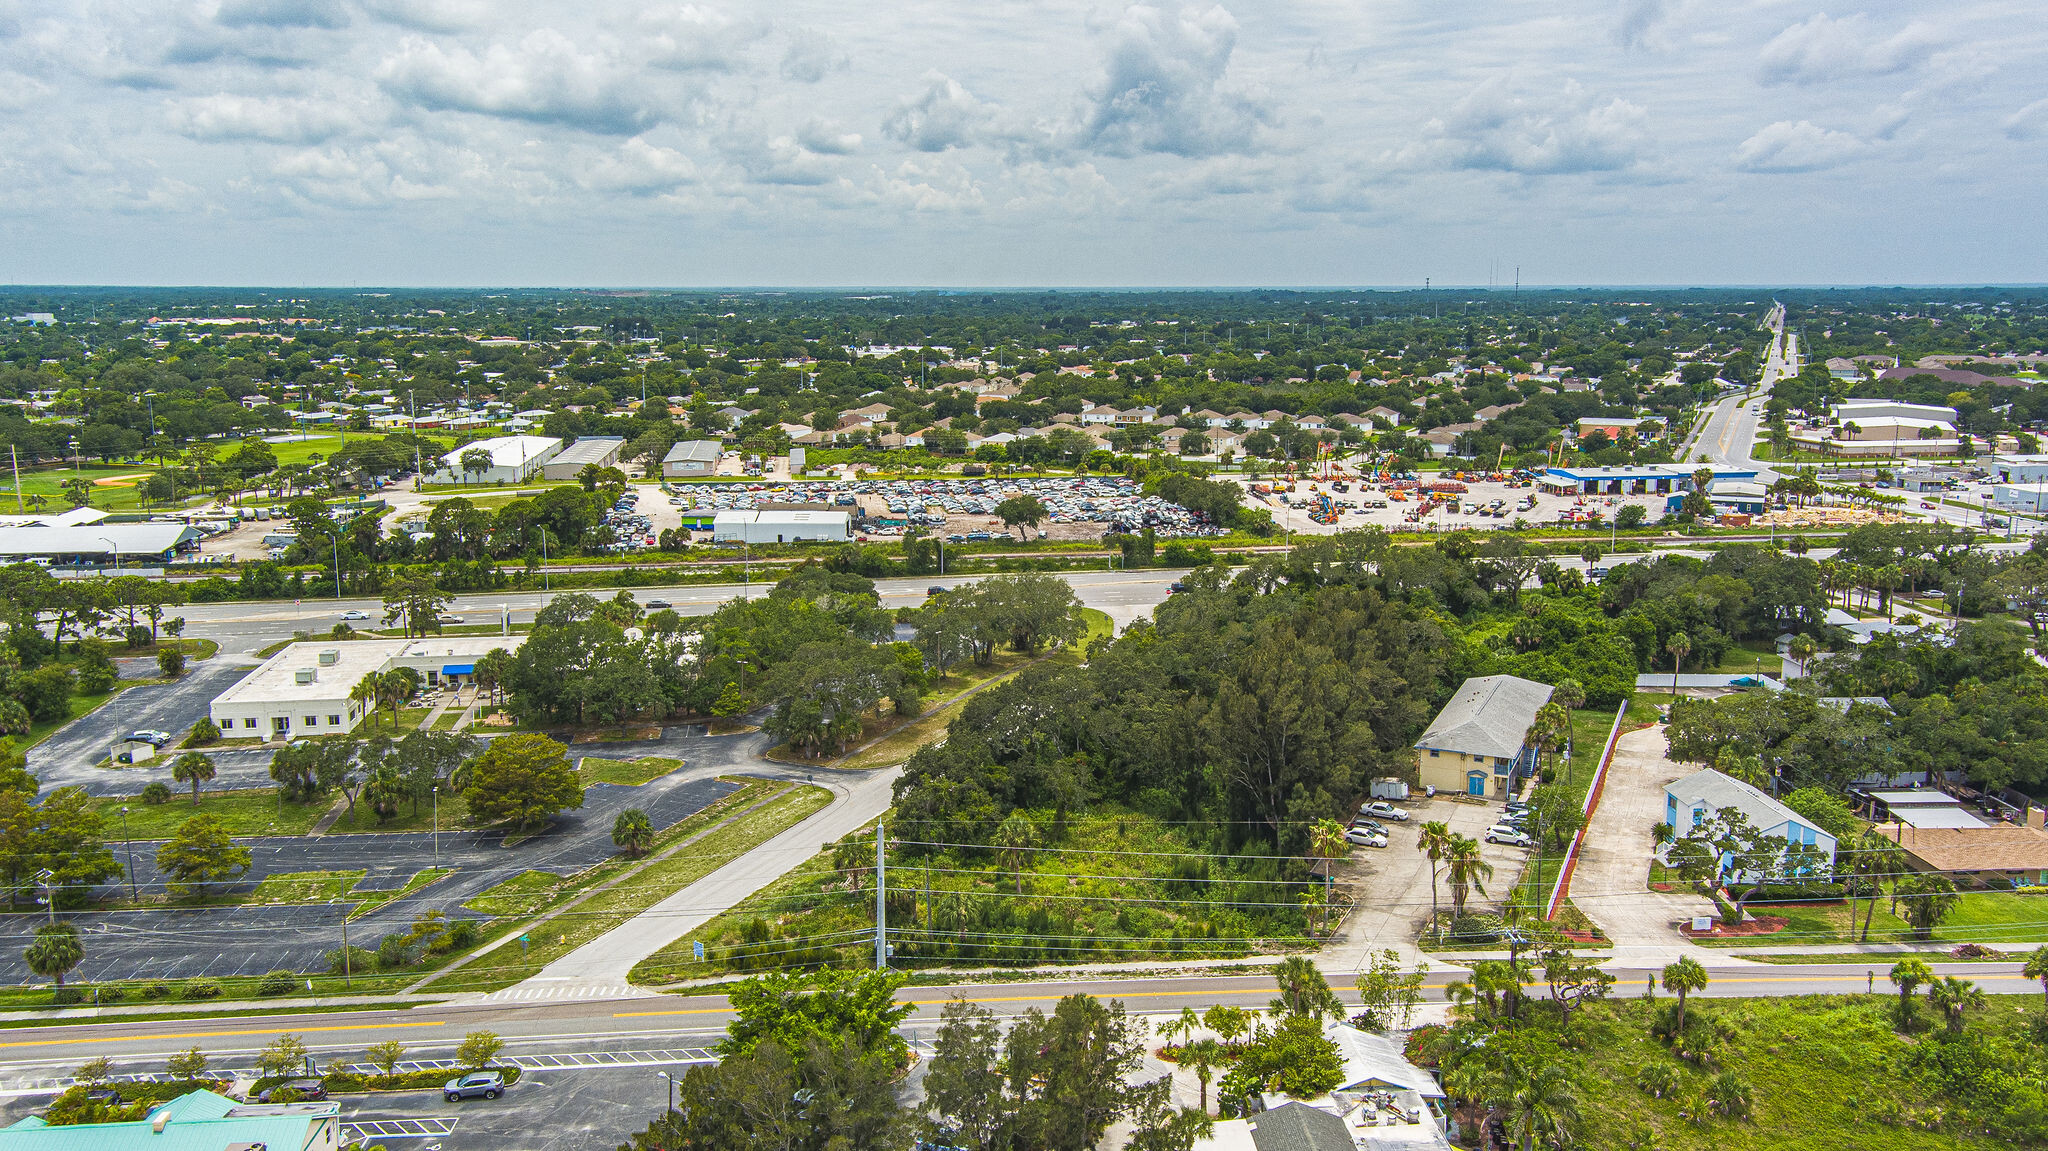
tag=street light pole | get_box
[120,807,136,900]
[432,785,439,867]
[658,1070,676,1116]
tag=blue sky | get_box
[0,0,2042,286]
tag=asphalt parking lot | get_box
[0,732,777,982]
[333,1065,676,1151]
[27,658,258,790]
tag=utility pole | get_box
[874,823,887,970]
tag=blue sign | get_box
[692,940,705,961]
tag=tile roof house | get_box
[1367,405,1402,425]
[1414,675,1553,798]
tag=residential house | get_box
[1080,405,1121,425]
[844,402,894,425]
[1414,674,1554,798]
[1195,408,1229,427]
[1367,405,1403,426]
[1894,823,2048,888]
[1473,403,1521,423]
[1663,767,1838,877]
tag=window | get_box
[304,716,319,727]
[244,718,257,729]
[1428,750,1439,758]
[328,715,342,726]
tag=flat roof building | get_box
[0,523,201,565]
[1543,464,1756,496]
[711,509,852,544]
[210,636,523,742]
[427,435,562,485]
[540,436,625,481]
[663,439,723,478]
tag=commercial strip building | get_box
[0,522,201,565]
[1413,674,1553,799]
[425,435,562,484]
[710,509,852,544]
[662,439,724,478]
[209,636,524,741]
[1539,464,1757,497]
[539,435,626,481]
[0,1089,341,1151]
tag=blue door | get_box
[1467,772,1487,796]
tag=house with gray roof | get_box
[1414,674,1553,798]
[1664,767,1837,879]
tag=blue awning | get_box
[442,664,475,676]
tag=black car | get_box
[645,600,671,610]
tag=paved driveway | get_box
[1320,794,1531,972]
[1572,723,1716,963]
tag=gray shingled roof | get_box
[1413,674,1553,759]
[1665,767,1825,842]
[1251,1102,1355,1151]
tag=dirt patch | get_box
[1680,915,1788,939]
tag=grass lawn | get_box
[1076,607,1114,646]
[327,789,469,835]
[636,803,1311,983]
[258,433,350,467]
[1699,639,1784,676]
[1691,889,2048,949]
[20,687,123,749]
[92,790,330,839]
[0,464,175,513]
[464,870,564,919]
[422,492,524,511]
[1568,994,2031,1150]
[348,867,454,920]
[580,756,686,787]
[427,780,828,993]
[249,870,365,904]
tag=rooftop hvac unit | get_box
[318,650,339,665]
[294,668,315,684]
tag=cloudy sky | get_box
[0,0,2042,287]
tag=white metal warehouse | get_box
[711,509,851,544]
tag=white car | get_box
[339,609,369,620]
[1358,802,1409,822]
[1346,828,1389,848]
[1486,827,1536,848]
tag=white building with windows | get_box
[208,636,523,741]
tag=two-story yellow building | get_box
[1414,674,1554,799]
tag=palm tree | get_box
[1445,835,1493,918]
[1852,830,1908,942]
[1928,975,1984,1034]
[1551,678,1585,720]
[1532,702,1571,781]
[1787,634,1818,678]
[350,676,380,729]
[1890,957,1932,1030]
[171,751,216,806]
[24,924,83,987]
[1506,1063,1581,1151]
[1307,818,1348,934]
[2024,946,2048,1009]
[1661,956,1709,1034]
[1418,821,1454,939]
[1184,1037,1223,1115]
[994,811,1036,896]
[1664,632,1692,693]
[611,809,654,858]
[1270,956,1343,1021]
[1897,871,1959,941]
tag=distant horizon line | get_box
[3,282,2047,295]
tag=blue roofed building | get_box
[0,1089,342,1151]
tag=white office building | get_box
[426,435,562,485]
[208,636,523,741]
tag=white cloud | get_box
[214,0,349,30]
[640,6,766,73]
[1076,2,1268,158]
[376,31,660,135]
[882,72,995,152]
[797,119,861,155]
[353,0,485,34]
[2002,97,2048,141]
[852,158,985,212]
[780,29,845,83]
[1732,120,1867,173]
[1404,78,1649,175]
[167,94,357,143]
[581,136,697,194]
[1758,13,1944,86]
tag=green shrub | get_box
[1447,914,1504,943]
[444,919,479,949]
[325,946,373,976]
[375,934,417,970]
[182,717,219,747]
[140,782,172,805]
[141,981,173,1000]
[180,978,222,1001]
[257,970,297,997]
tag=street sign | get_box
[692,940,705,961]
[519,934,530,954]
